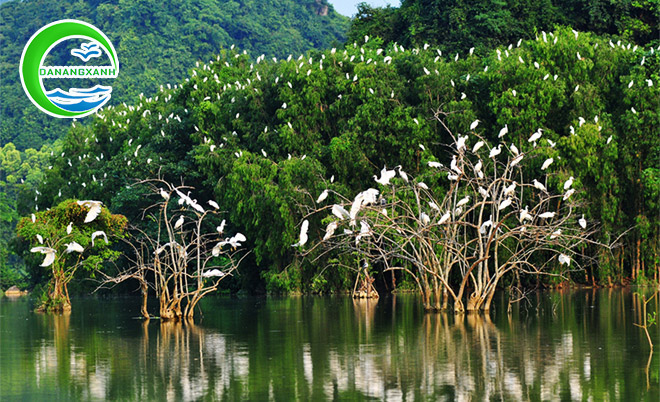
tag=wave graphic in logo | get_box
[46,85,112,113]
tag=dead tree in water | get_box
[97,179,248,321]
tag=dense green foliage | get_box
[19,27,658,295]
[0,0,348,149]
[348,0,659,53]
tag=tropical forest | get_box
[0,0,658,400]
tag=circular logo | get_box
[20,19,119,119]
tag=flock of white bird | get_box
[30,200,108,267]
[28,28,655,273]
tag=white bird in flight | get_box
[31,246,56,267]
[91,231,108,246]
[374,166,396,185]
[292,219,309,247]
[77,200,103,223]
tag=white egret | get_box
[450,155,462,173]
[428,161,442,168]
[480,217,493,234]
[498,124,508,138]
[563,189,576,200]
[564,176,574,190]
[472,140,485,153]
[31,213,36,223]
[456,195,470,208]
[202,269,225,278]
[533,179,547,192]
[323,221,338,241]
[356,220,372,245]
[91,231,108,246]
[528,129,542,144]
[539,211,556,219]
[217,219,227,234]
[438,211,451,224]
[498,198,512,211]
[419,212,431,226]
[510,144,519,156]
[374,166,396,185]
[36,234,44,244]
[550,229,561,239]
[418,182,429,190]
[174,216,184,229]
[66,222,73,235]
[332,205,350,220]
[470,119,480,130]
[519,206,533,222]
[558,254,571,266]
[77,200,103,223]
[65,242,84,253]
[503,182,516,196]
[579,215,587,229]
[316,189,329,203]
[30,246,56,267]
[474,160,483,176]
[478,187,489,198]
[489,144,502,158]
[428,202,440,211]
[394,165,409,182]
[541,157,554,170]
[292,220,309,247]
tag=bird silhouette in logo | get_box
[70,42,102,62]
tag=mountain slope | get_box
[0,0,348,149]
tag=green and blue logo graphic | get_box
[20,20,119,118]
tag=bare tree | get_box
[97,179,248,321]
[300,116,611,313]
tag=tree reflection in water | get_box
[0,290,657,400]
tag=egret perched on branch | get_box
[519,206,533,222]
[533,179,547,192]
[579,215,587,229]
[217,219,226,234]
[323,221,338,240]
[472,140,485,153]
[396,166,409,182]
[316,189,329,203]
[332,205,350,220]
[489,144,502,159]
[539,211,556,219]
[498,124,508,138]
[563,176,574,190]
[208,200,220,209]
[498,198,512,211]
[438,211,451,224]
[202,269,225,278]
[450,155,462,174]
[558,254,571,266]
[30,246,56,267]
[292,220,309,247]
[174,216,184,230]
[77,200,103,223]
[456,135,468,152]
[428,161,443,168]
[528,129,542,145]
[417,182,429,190]
[456,195,470,208]
[66,222,73,235]
[469,119,480,131]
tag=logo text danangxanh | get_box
[20,20,119,118]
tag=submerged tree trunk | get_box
[140,281,149,319]
[38,268,72,313]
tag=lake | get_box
[1,289,658,400]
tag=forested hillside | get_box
[347,0,659,53]
[16,28,659,294]
[0,0,348,149]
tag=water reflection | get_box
[0,290,658,400]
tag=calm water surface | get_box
[0,289,658,400]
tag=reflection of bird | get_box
[77,200,103,223]
[70,42,102,62]
[31,246,56,267]
[292,220,309,247]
